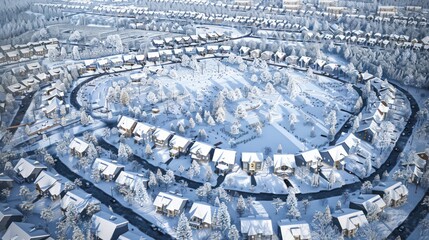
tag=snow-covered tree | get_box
[120,88,130,106]
[236,195,246,216]
[361,181,373,194]
[134,178,151,206]
[189,117,196,129]
[40,207,54,228]
[207,115,216,126]
[228,225,240,240]
[91,168,101,183]
[312,206,343,240]
[199,129,207,140]
[216,202,231,231]
[195,112,203,124]
[146,91,158,104]
[148,171,158,188]
[272,197,285,215]
[176,213,192,240]
[286,189,298,208]
[72,226,85,240]
[288,204,301,220]
[145,143,153,156]
[235,104,247,119]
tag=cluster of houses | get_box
[151,32,227,48]
[0,39,59,64]
[0,156,146,240]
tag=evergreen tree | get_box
[176,213,192,240]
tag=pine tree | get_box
[176,213,192,240]
[286,188,297,208]
[189,118,196,129]
[134,178,151,206]
[228,225,240,240]
[148,171,158,188]
[145,143,153,156]
[72,226,85,240]
[236,195,246,216]
[217,202,231,231]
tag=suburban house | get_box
[335,133,360,154]
[275,49,286,62]
[261,51,274,61]
[0,206,23,231]
[147,52,160,62]
[372,181,408,207]
[283,0,302,10]
[69,137,89,158]
[355,120,378,143]
[61,189,101,214]
[349,194,386,216]
[285,55,299,65]
[239,46,251,56]
[332,208,368,237]
[115,171,148,191]
[313,59,326,70]
[212,148,237,174]
[273,154,296,177]
[2,222,50,240]
[189,142,213,163]
[278,219,311,240]
[188,202,217,229]
[410,152,428,183]
[92,158,125,181]
[240,216,274,240]
[92,211,129,240]
[321,145,348,170]
[169,135,192,158]
[34,170,69,200]
[0,174,13,189]
[13,158,47,182]
[118,231,142,240]
[250,49,262,58]
[378,6,397,16]
[153,192,188,217]
[295,148,323,171]
[85,59,97,71]
[152,128,174,148]
[132,122,156,143]
[242,152,264,175]
[298,56,311,68]
[117,116,137,137]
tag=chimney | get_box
[110,215,117,220]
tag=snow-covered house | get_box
[132,122,156,143]
[69,137,89,158]
[335,133,360,154]
[275,50,286,62]
[159,49,173,61]
[61,189,100,214]
[152,128,174,148]
[135,54,145,65]
[349,194,386,216]
[323,63,338,74]
[26,62,42,74]
[115,171,148,191]
[278,219,311,240]
[219,45,231,54]
[19,48,32,58]
[332,208,368,237]
[190,141,213,163]
[0,53,5,63]
[239,46,251,56]
[298,56,311,68]
[152,39,164,47]
[117,116,137,137]
[212,148,236,174]
[273,154,296,177]
[173,48,184,58]
[92,158,125,181]
[250,49,262,58]
[153,192,188,217]
[261,51,273,61]
[111,57,124,67]
[372,181,408,207]
[13,158,47,182]
[169,135,192,157]
[33,46,47,56]
[84,59,97,71]
[240,216,274,239]
[7,83,27,96]
[0,206,23,231]
[355,120,378,143]
[48,68,64,80]
[118,231,141,240]
[34,170,69,200]
[409,152,428,183]
[378,6,397,16]
[313,59,326,70]
[189,202,217,229]
[92,211,129,240]
[2,222,50,240]
[6,51,19,61]
[147,52,160,62]
[123,54,136,65]
[285,55,299,65]
[321,145,348,170]
[206,45,219,54]
[0,174,13,189]
[242,152,264,175]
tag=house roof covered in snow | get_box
[115,171,147,191]
[322,145,348,162]
[117,116,137,131]
[299,149,322,164]
[373,181,408,201]
[133,122,155,136]
[92,211,128,240]
[242,152,264,163]
[34,170,67,196]
[273,154,296,169]
[153,192,188,212]
[190,141,213,156]
[189,202,217,225]
[93,158,124,177]
[3,222,50,240]
[118,231,142,240]
[61,189,100,213]
[336,133,360,152]
[356,119,379,133]
[0,205,23,222]
[278,219,311,240]
[332,208,368,231]
[212,148,236,165]
[169,135,191,149]
[350,194,386,213]
[13,158,47,179]
[147,51,160,59]
[240,216,273,236]
[152,128,174,141]
[299,56,311,63]
[69,137,89,154]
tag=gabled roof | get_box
[153,192,188,212]
[152,128,173,141]
[133,122,155,136]
[34,170,60,193]
[3,222,50,240]
[299,149,322,164]
[92,211,128,240]
[93,158,124,177]
[299,56,311,63]
[373,181,408,201]
[322,145,348,162]
[117,116,136,131]
[273,154,296,169]
[13,158,47,179]
[242,152,264,163]
[212,148,236,165]
[115,171,148,191]
[332,208,368,231]
[118,231,142,240]
[189,202,217,225]
[336,133,360,152]
[350,194,386,213]
[169,135,191,149]
[0,205,23,221]
[240,216,273,236]
[69,137,89,154]
[61,189,100,214]
[190,142,213,156]
[278,219,311,240]
[356,119,379,133]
